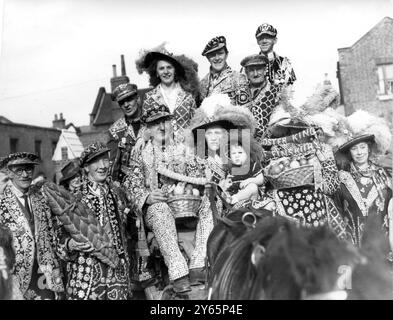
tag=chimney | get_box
[121,55,126,76]
[110,54,130,92]
[52,113,66,129]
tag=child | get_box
[224,139,264,205]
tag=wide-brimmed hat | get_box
[113,83,138,102]
[336,134,375,154]
[143,51,186,79]
[189,94,256,138]
[202,36,227,56]
[0,152,40,169]
[240,54,269,68]
[255,23,277,39]
[59,159,81,185]
[80,142,110,166]
[141,103,173,124]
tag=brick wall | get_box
[338,17,393,124]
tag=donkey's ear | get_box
[361,212,389,255]
[251,241,266,268]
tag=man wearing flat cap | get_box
[59,142,131,300]
[255,23,296,87]
[0,152,65,299]
[241,54,281,140]
[107,82,144,183]
[123,103,214,296]
[200,36,252,107]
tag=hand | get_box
[379,169,392,190]
[219,177,233,191]
[240,179,253,189]
[146,189,168,205]
[68,239,94,253]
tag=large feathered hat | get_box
[336,110,392,156]
[135,42,200,101]
[185,94,262,161]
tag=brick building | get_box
[78,55,150,146]
[0,119,61,181]
[337,17,393,125]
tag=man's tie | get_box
[22,194,34,228]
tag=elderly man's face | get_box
[245,65,267,86]
[119,94,139,118]
[257,35,276,54]
[84,153,109,183]
[8,164,34,192]
[206,48,228,74]
[205,126,227,153]
[148,117,173,146]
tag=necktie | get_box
[22,194,34,226]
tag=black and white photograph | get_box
[0,0,392,304]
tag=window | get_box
[9,138,18,153]
[61,147,68,160]
[34,140,42,158]
[377,64,393,98]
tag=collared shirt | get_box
[9,181,32,212]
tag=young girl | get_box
[224,138,264,205]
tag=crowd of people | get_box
[0,23,392,300]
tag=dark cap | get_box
[255,23,277,39]
[80,142,110,166]
[240,54,269,68]
[202,36,227,56]
[113,83,138,102]
[141,103,173,124]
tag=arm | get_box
[122,150,150,214]
[316,143,340,196]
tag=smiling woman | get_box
[136,44,199,144]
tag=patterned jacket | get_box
[200,65,252,107]
[123,141,207,214]
[0,183,64,297]
[107,117,144,183]
[62,176,131,300]
[249,82,281,140]
[262,52,296,87]
[142,86,196,142]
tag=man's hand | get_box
[146,189,168,205]
[240,178,254,189]
[67,239,94,253]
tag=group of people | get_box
[0,22,392,300]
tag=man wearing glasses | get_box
[0,152,64,299]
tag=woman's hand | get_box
[146,189,168,205]
[67,239,94,253]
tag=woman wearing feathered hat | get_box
[186,94,267,211]
[334,110,392,249]
[135,43,199,144]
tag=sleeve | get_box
[51,216,78,262]
[318,144,340,196]
[122,150,150,215]
[107,131,122,181]
[234,73,252,108]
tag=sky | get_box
[0,0,392,128]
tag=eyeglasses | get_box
[10,167,34,176]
